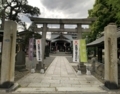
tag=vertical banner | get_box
[28,38,34,61]
[36,39,42,61]
[73,40,79,62]
[79,39,88,62]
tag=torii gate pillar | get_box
[40,23,47,73]
[1,21,17,83]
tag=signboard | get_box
[36,39,42,61]
[73,40,79,62]
[79,39,88,62]
[28,38,34,61]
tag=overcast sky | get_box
[20,0,95,39]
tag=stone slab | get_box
[52,77,69,80]
[60,80,80,85]
[28,83,50,88]
[14,88,56,93]
[56,87,106,92]
[41,80,60,84]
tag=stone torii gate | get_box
[30,17,95,73]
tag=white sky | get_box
[20,0,95,39]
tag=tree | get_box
[88,0,119,42]
[108,0,120,10]
[108,0,120,23]
[0,0,40,29]
[17,22,42,49]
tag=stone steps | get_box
[10,92,112,94]
[13,86,107,94]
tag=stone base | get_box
[0,81,14,89]
[31,68,35,73]
[104,81,119,90]
[86,69,91,75]
[78,64,86,74]
[40,69,45,74]
[77,70,82,75]
[36,63,41,70]
[36,62,45,71]
[6,83,19,92]
[45,53,49,57]
[15,65,26,71]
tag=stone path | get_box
[14,56,107,93]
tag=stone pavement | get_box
[13,56,108,94]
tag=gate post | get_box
[40,23,47,73]
[1,21,17,83]
[104,23,118,89]
[77,24,82,39]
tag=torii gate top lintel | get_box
[30,17,95,25]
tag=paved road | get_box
[13,56,110,93]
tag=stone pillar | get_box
[1,21,17,84]
[77,24,82,39]
[77,24,82,63]
[40,24,47,73]
[60,24,64,29]
[104,23,118,89]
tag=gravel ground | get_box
[0,56,55,82]
[66,56,105,84]
[15,56,55,81]
[15,70,29,81]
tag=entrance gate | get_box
[0,18,94,84]
[30,17,94,73]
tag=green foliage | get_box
[82,32,89,43]
[108,0,120,10]
[0,0,40,29]
[108,0,120,23]
[88,0,120,42]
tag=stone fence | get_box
[90,57,120,86]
